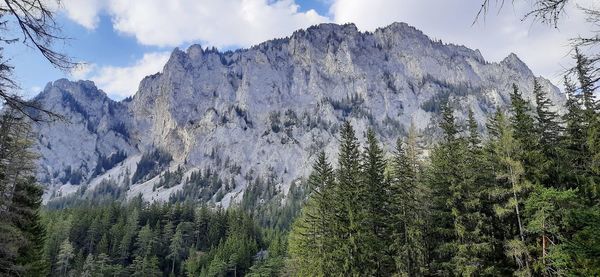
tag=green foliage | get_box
[0,112,48,277]
[131,148,173,184]
[40,201,264,276]
[288,59,600,275]
[388,124,428,276]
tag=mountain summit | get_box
[33,22,563,205]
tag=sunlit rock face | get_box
[32,22,564,205]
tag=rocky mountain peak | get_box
[501,52,532,75]
[37,79,107,103]
[32,22,566,207]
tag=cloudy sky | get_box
[7,0,596,100]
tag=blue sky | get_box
[6,0,595,100]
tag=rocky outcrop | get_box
[32,22,565,205]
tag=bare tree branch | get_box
[474,0,571,26]
[2,0,75,70]
[0,0,75,122]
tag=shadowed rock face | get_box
[32,22,564,205]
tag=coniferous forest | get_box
[287,51,600,276]
[0,49,598,276]
[2,1,600,277]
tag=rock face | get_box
[33,22,564,205]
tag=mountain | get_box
[32,22,564,206]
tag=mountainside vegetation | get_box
[287,51,600,276]
[0,47,590,277]
[1,0,600,274]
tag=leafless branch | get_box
[1,0,75,70]
[474,0,570,27]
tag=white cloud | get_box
[75,52,170,99]
[61,0,105,29]
[61,0,328,48]
[60,0,597,89]
[329,0,595,86]
[70,63,96,80]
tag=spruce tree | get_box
[510,84,544,184]
[533,79,563,187]
[574,48,597,114]
[561,76,587,189]
[135,223,156,258]
[389,123,428,276]
[533,79,562,150]
[361,128,392,275]
[335,121,374,275]
[523,186,579,275]
[288,151,336,275]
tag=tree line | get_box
[288,50,600,276]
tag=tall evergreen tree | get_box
[510,84,544,184]
[288,151,336,275]
[0,112,47,277]
[361,128,392,275]
[487,111,532,275]
[561,76,587,189]
[168,224,185,275]
[334,121,374,275]
[532,79,563,187]
[56,239,75,276]
[574,48,597,113]
[389,123,428,276]
[428,104,493,275]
